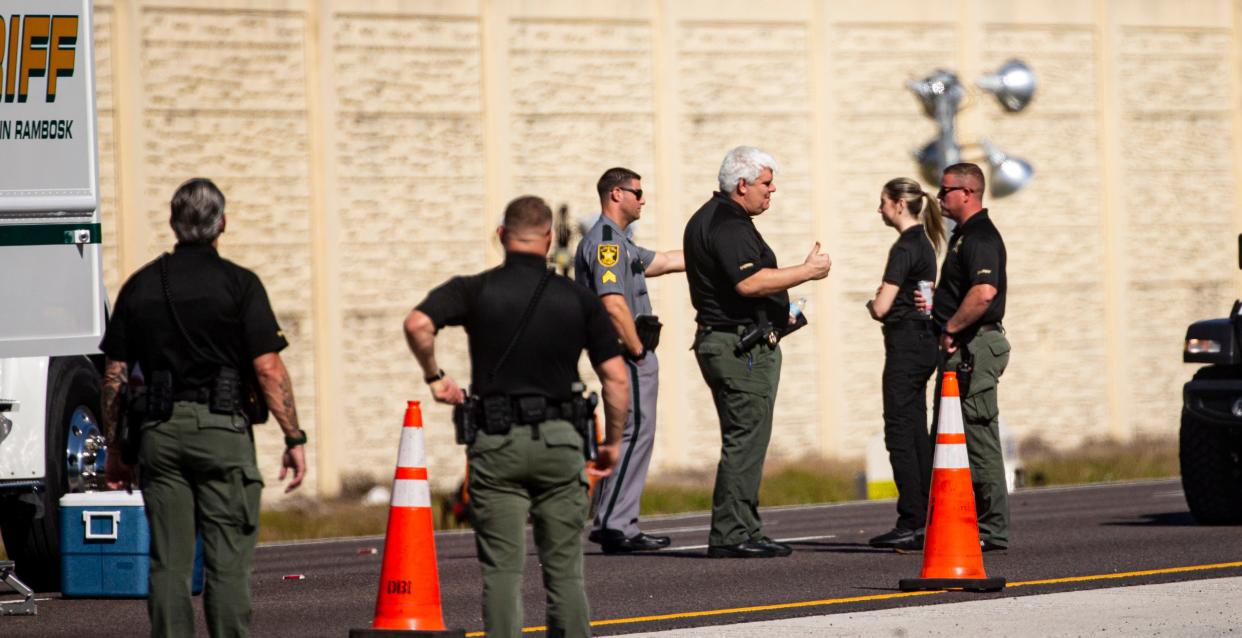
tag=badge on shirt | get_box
[598,244,619,267]
[602,270,617,284]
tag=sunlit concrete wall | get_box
[91,0,1242,501]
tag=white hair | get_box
[717,146,779,194]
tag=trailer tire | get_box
[1180,408,1242,525]
[0,357,101,591]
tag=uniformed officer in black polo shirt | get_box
[101,178,307,637]
[928,162,1012,551]
[865,177,945,551]
[403,195,629,638]
[683,146,831,558]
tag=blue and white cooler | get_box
[59,490,204,598]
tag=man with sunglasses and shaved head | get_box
[925,162,1012,552]
[575,167,685,554]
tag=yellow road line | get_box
[462,560,1242,636]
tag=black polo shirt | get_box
[416,252,621,401]
[100,243,288,391]
[683,192,789,327]
[882,224,937,324]
[933,209,1006,328]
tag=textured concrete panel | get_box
[1118,24,1236,443]
[95,4,121,298]
[333,12,485,489]
[89,1,1242,499]
[138,6,317,500]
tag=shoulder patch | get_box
[598,244,619,267]
[977,268,992,276]
[739,262,754,271]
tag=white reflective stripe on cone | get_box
[936,397,965,435]
[396,427,427,469]
[391,479,432,508]
[933,443,970,470]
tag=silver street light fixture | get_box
[908,59,1036,197]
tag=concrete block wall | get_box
[91,0,1242,501]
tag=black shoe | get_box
[752,536,794,557]
[590,529,671,554]
[870,527,922,549]
[980,540,1008,552]
[707,539,785,558]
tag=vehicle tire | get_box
[0,356,101,591]
[1180,408,1242,525]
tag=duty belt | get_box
[172,388,211,403]
[974,322,1004,334]
[696,324,750,335]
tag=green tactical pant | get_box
[935,329,1012,547]
[693,330,782,547]
[467,420,590,638]
[140,401,263,638]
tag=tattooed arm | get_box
[102,358,135,490]
[254,352,307,492]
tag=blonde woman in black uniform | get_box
[865,177,945,551]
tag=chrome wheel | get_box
[65,406,106,492]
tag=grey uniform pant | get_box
[140,401,263,638]
[592,351,659,538]
[468,420,591,638]
[694,330,782,547]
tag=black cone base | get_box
[899,577,1006,592]
[349,629,465,637]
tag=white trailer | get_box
[0,0,109,592]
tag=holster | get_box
[635,314,662,352]
[453,396,481,445]
[212,366,268,425]
[955,342,975,396]
[734,321,776,356]
[119,370,173,465]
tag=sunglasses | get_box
[937,185,971,198]
[617,186,644,200]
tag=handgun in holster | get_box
[569,382,599,462]
[452,395,481,445]
[955,342,974,396]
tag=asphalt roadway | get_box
[4,478,1242,637]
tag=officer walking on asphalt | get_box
[404,195,630,638]
[101,177,307,637]
[683,146,832,558]
[927,162,1012,552]
[576,167,685,554]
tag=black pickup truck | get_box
[1181,234,1242,524]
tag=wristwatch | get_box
[284,429,308,449]
[424,369,446,384]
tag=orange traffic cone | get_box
[350,402,464,637]
[899,372,1005,592]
